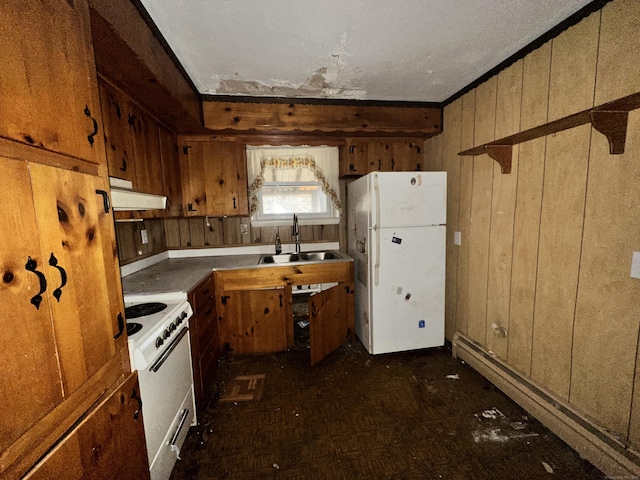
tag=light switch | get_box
[240,223,249,235]
[141,229,148,245]
[454,231,461,246]
[631,252,640,279]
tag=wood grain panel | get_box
[145,218,166,253]
[189,218,206,247]
[485,147,518,359]
[548,12,600,122]
[216,262,352,291]
[223,217,241,245]
[520,43,551,131]
[442,100,462,341]
[495,60,523,139]
[218,288,288,354]
[164,219,180,248]
[430,134,443,171]
[474,77,498,147]
[456,92,476,335]
[310,284,352,366]
[178,218,191,247]
[29,163,118,395]
[632,345,640,448]
[485,65,522,357]
[203,101,441,135]
[180,140,207,215]
[571,110,640,437]
[531,125,591,399]
[159,128,183,217]
[0,158,62,455]
[205,217,224,246]
[467,81,497,344]
[507,138,546,376]
[594,0,640,105]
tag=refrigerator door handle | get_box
[373,173,381,286]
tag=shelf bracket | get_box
[588,111,628,154]
[483,145,512,174]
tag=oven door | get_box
[137,326,195,470]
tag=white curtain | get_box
[245,145,341,215]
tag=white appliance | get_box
[347,171,447,355]
[125,294,196,480]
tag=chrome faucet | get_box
[292,214,301,253]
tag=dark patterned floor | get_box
[170,340,605,480]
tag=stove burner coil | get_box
[125,302,167,319]
[127,322,143,336]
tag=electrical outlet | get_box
[141,229,148,245]
[454,231,461,246]
[631,252,640,279]
[240,223,249,235]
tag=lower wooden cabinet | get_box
[188,275,220,408]
[24,372,149,480]
[214,262,355,365]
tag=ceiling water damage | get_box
[139,0,594,102]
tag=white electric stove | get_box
[124,294,196,480]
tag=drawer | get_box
[190,275,214,314]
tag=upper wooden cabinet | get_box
[0,155,128,478]
[159,128,183,217]
[129,105,164,196]
[0,1,106,164]
[179,137,249,217]
[99,82,137,185]
[342,139,424,177]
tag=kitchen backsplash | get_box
[115,217,342,265]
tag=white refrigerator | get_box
[347,171,447,355]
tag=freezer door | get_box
[371,171,446,228]
[369,225,445,354]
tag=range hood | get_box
[109,177,167,211]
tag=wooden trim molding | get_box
[202,101,442,137]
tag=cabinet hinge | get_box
[183,146,192,155]
[221,295,230,305]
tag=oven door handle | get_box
[149,326,189,373]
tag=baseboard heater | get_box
[452,332,640,478]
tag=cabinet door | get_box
[218,288,288,353]
[0,0,105,164]
[368,141,392,172]
[391,141,423,171]
[159,128,183,217]
[0,158,63,457]
[181,139,248,216]
[309,284,352,365]
[24,373,149,480]
[130,106,164,196]
[0,157,127,477]
[342,141,370,176]
[99,82,136,184]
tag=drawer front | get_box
[190,275,214,314]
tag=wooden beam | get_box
[202,101,442,137]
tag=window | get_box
[246,146,341,227]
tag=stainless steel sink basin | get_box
[260,250,341,264]
[299,251,338,261]
[261,253,300,264]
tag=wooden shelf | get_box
[459,91,640,174]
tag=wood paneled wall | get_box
[425,0,640,449]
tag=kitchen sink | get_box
[260,250,341,264]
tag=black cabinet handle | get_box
[378,159,381,170]
[114,313,125,340]
[120,158,127,172]
[131,388,143,420]
[25,256,46,310]
[233,197,236,209]
[279,294,283,307]
[83,105,99,146]
[95,190,110,213]
[48,253,67,302]
[391,158,395,170]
